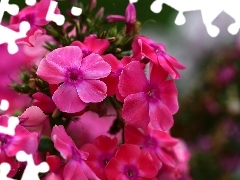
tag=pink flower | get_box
[0,115,39,177]
[36,46,111,113]
[105,144,158,180]
[119,61,179,130]
[102,54,132,97]
[18,106,48,133]
[125,125,179,169]
[107,3,136,33]
[51,125,100,180]
[71,34,110,57]
[32,92,56,113]
[9,0,60,46]
[81,135,118,179]
[132,36,186,79]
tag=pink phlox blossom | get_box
[36,46,111,113]
[71,34,110,57]
[107,3,136,33]
[105,144,158,180]
[125,125,179,169]
[81,135,118,179]
[0,115,39,176]
[51,125,100,180]
[119,61,179,130]
[9,0,60,46]
[132,36,186,79]
[32,92,56,114]
[44,153,63,180]
[102,54,132,99]
[18,106,48,133]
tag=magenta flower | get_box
[51,125,100,180]
[81,135,118,179]
[71,34,110,57]
[0,115,39,177]
[32,92,56,114]
[107,3,136,33]
[125,125,179,169]
[105,144,158,180]
[36,46,111,113]
[132,36,186,79]
[119,61,179,130]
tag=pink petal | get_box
[149,97,174,131]
[118,61,148,98]
[150,64,168,87]
[81,53,111,79]
[76,80,107,103]
[84,35,110,54]
[103,54,122,72]
[93,135,118,152]
[158,80,179,114]
[156,149,176,168]
[46,46,83,69]
[122,92,150,128]
[63,160,88,180]
[37,57,66,84]
[105,157,122,180]
[101,73,119,96]
[115,144,140,164]
[52,82,86,113]
[165,53,186,69]
[51,125,74,160]
[124,125,145,145]
[139,39,158,64]
[137,150,158,178]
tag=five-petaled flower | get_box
[36,46,111,113]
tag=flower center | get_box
[144,136,157,149]
[0,134,11,149]
[124,165,138,179]
[67,68,81,82]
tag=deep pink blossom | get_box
[125,125,178,169]
[71,34,110,57]
[119,61,179,130]
[36,46,111,113]
[0,115,39,177]
[51,125,100,180]
[132,36,186,79]
[102,54,132,97]
[32,92,56,113]
[18,106,48,133]
[105,144,158,180]
[81,135,118,179]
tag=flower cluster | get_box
[0,0,191,179]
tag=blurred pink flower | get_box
[36,46,111,113]
[132,36,186,79]
[51,125,100,180]
[81,135,118,179]
[119,61,178,130]
[105,144,158,180]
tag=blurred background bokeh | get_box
[6,0,240,179]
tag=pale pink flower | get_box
[125,125,178,169]
[18,106,48,133]
[105,144,158,180]
[132,36,186,79]
[36,46,111,113]
[51,125,100,180]
[81,135,118,179]
[119,61,179,130]
[71,34,110,57]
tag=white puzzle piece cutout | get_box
[0,163,15,180]
[71,6,82,16]
[46,0,65,26]
[0,0,30,54]
[16,151,49,180]
[150,0,240,37]
[0,116,19,136]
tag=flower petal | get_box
[53,82,86,113]
[46,46,83,69]
[150,64,168,87]
[81,53,111,79]
[76,80,107,103]
[122,92,150,128]
[37,57,66,84]
[149,97,174,131]
[115,144,140,164]
[83,35,110,54]
[119,61,148,98]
